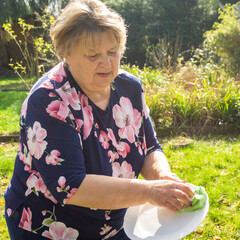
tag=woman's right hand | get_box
[146,180,195,212]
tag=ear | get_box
[64,54,71,68]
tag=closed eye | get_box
[88,54,99,59]
[108,51,117,56]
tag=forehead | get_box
[80,30,119,52]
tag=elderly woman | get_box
[4,0,194,239]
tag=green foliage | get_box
[122,63,240,130]
[105,0,220,66]
[204,2,240,75]
[2,10,58,81]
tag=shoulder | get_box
[117,69,142,86]
[114,70,143,96]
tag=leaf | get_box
[42,218,54,227]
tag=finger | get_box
[177,183,195,198]
[168,197,185,211]
[165,202,179,212]
[174,190,192,207]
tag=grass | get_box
[0,91,28,135]
[0,76,35,91]
[0,142,18,240]
[162,135,240,239]
[0,137,239,239]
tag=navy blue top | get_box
[5,62,163,239]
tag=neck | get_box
[83,85,111,111]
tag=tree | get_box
[104,0,222,66]
[0,0,29,24]
[0,0,69,24]
[204,2,240,75]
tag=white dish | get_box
[124,193,209,240]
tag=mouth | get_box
[97,72,111,78]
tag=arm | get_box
[65,174,194,212]
[140,150,185,182]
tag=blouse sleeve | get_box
[23,88,86,205]
[141,89,163,155]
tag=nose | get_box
[99,55,111,68]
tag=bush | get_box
[121,64,240,130]
[204,2,240,76]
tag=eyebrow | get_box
[87,45,118,53]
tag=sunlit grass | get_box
[0,142,18,240]
[0,137,239,239]
[161,136,240,239]
[0,91,28,135]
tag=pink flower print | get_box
[75,118,84,132]
[107,129,130,158]
[7,208,12,217]
[108,150,119,163]
[35,175,47,194]
[63,188,78,204]
[18,143,33,170]
[142,92,149,119]
[48,62,66,82]
[112,161,135,179]
[58,176,66,187]
[19,207,32,231]
[56,82,80,110]
[100,225,112,235]
[25,174,38,196]
[24,153,32,170]
[113,97,141,143]
[135,141,143,155]
[46,100,69,122]
[49,92,56,97]
[102,229,118,240]
[40,80,54,89]
[79,93,94,140]
[27,121,48,160]
[20,95,29,119]
[105,210,111,220]
[99,131,110,149]
[42,221,79,240]
[46,150,63,165]
[44,190,58,204]
[25,173,47,196]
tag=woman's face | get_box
[66,31,121,93]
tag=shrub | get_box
[121,64,240,130]
[204,2,240,76]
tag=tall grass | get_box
[121,64,240,131]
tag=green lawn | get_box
[0,91,28,135]
[0,137,239,239]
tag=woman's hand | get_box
[147,180,195,212]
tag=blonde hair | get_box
[50,0,127,60]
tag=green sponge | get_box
[177,186,207,213]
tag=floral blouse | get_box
[5,62,162,239]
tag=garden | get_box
[0,0,240,239]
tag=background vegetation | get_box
[0,0,240,239]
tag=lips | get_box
[97,72,111,78]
